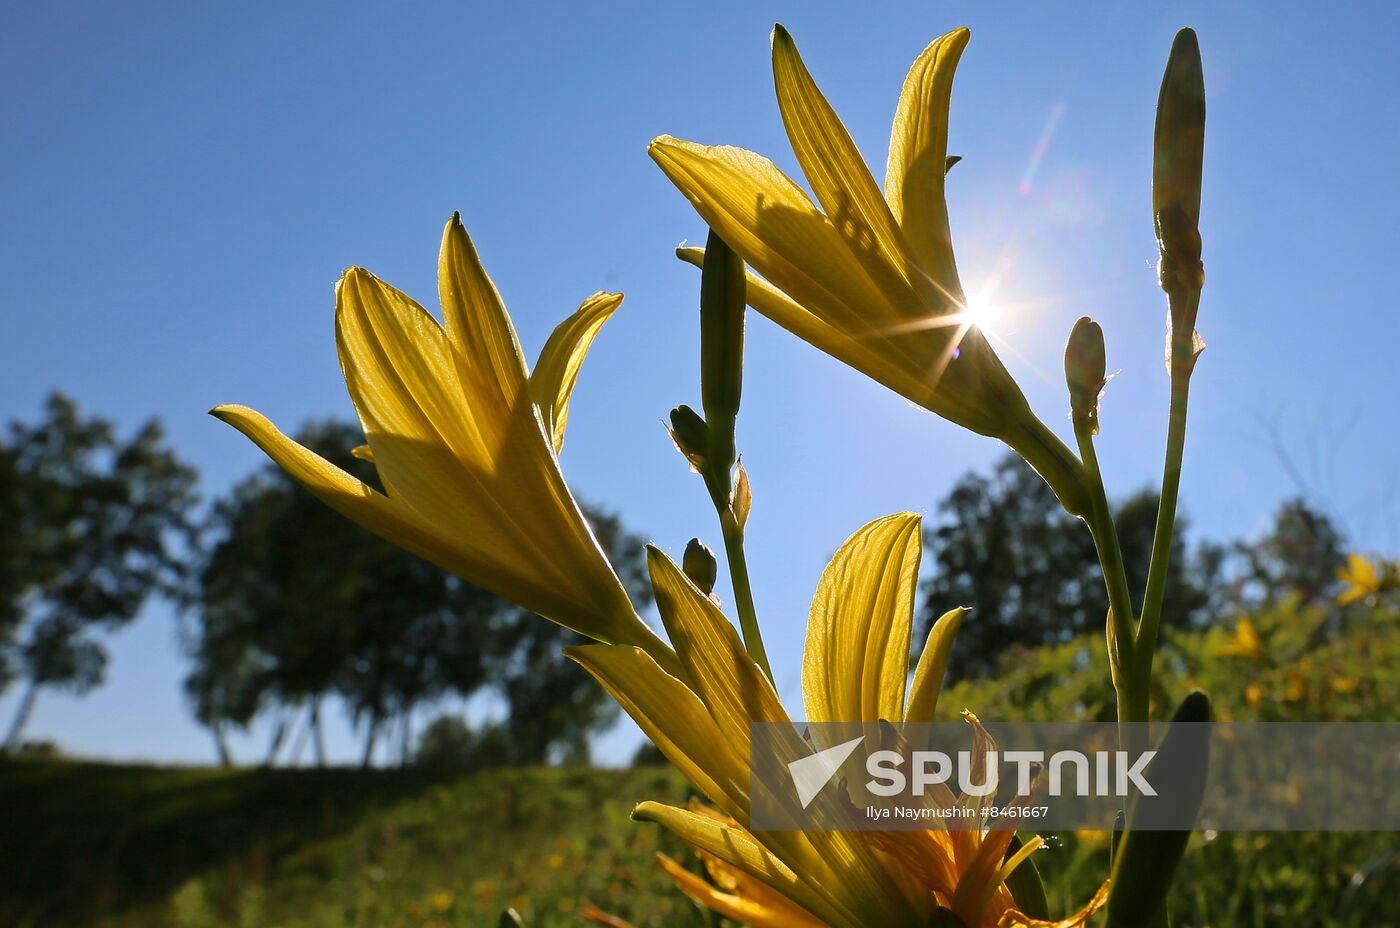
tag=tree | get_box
[1231,497,1345,607]
[918,455,1219,678]
[187,420,650,767]
[0,394,197,749]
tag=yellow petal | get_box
[675,246,932,404]
[645,548,922,927]
[634,803,847,928]
[335,264,499,483]
[656,853,826,928]
[771,26,925,304]
[884,28,970,287]
[803,514,922,724]
[649,136,903,334]
[905,606,970,726]
[646,545,789,735]
[210,405,476,585]
[437,213,529,419]
[529,291,622,454]
[998,880,1110,928]
[565,644,749,821]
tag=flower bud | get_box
[1064,316,1108,432]
[700,228,745,478]
[682,538,719,594]
[666,404,709,470]
[1153,28,1206,294]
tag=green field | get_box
[4,600,1396,927]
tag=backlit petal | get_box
[530,291,622,453]
[649,136,901,333]
[437,213,529,422]
[885,28,969,290]
[656,853,826,928]
[771,26,924,305]
[804,514,922,724]
[905,606,970,725]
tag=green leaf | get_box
[1106,690,1212,928]
[1004,833,1050,920]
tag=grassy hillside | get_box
[1,761,697,928]
[3,598,1396,927]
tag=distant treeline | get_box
[0,394,1349,766]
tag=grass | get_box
[0,760,698,928]
[2,598,1396,927]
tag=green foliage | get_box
[944,598,1400,927]
[3,601,1394,927]
[918,455,1220,678]
[0,760,695,928]
[0,393,197,749]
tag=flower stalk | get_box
[695,229,773,684]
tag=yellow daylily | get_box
[212,214,677,674]
[1337,552,1385,606]
[1214,616,1264,661]
[652,26,1090,517]
[570,514,1105,927]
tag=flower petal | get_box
[656,853,826,928]
[803,514,922,725]
[566,644,749,820]
[676,246,937,405]
[647,545,789,734]
[437,213,529,420]
[771,25,926,305]
[905,606,970,726]
[885,28,970,289]
[210,405,473,583]
[635,803,845,927]
[529,291,622,454]
[645,547,923,928]
[649,136,901,333]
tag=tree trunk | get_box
[399,711,412,767]
[361,713,381,769]
[2,678,41,751]
[287,706,313,766]
[311,699,326,767]
[211,722,233,767]
[264,714,289,767]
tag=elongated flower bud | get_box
[682,538,719,594]
[1154,28,1206,295]
[667,404,709,470]
[700,229,745,479]
[1065,316,1108,432]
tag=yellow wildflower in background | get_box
[1337,552,1391,605]
[213,215,678,674]
[654,26,1089,515]
[571,514,1105,927]
[1214,616,1264,661]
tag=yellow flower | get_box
[212,214,677,674]
[656,806,826,927]
[1214,616,1264,661]
[652,26,1090,516]
[569,514,1105,927]
[1337,552,1383,605]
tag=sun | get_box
[960,297,1003,333]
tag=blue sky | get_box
[3,2,1398,765]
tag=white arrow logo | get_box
[787,736,866,808]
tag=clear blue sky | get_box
[3,2,1398,765]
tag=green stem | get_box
[718,509,773,685]
[1132,289,1199,716]
[1073,419,1141,729]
